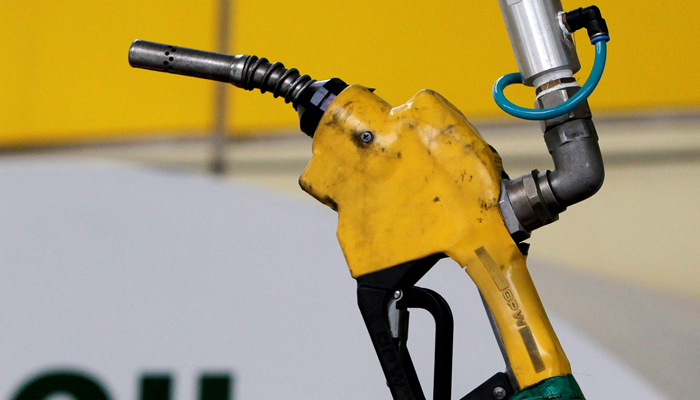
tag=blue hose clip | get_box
[492,36,609,121]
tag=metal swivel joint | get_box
[128,40,347,137]
[496,2,609,242]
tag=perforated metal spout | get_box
[129,40,347,136]
[129,40,317,107]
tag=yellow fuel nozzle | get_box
[130,40,583,399]
[300,85,572,392]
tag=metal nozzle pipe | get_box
[128,40,317,107]
[129,39,243,83]
[128,40,348,137]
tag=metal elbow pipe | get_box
[546,118,604,207]
[500,104,605,241]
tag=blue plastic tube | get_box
[492,37,608,121]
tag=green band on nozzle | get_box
[511,374,585,400]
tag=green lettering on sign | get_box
[12,370,233,400]
[12,371,110,400]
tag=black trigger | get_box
[517,242,530,255]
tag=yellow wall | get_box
[1,0,699,147]
[0,1,218,147]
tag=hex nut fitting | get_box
[536,86,592,132]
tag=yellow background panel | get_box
[0,1,218,147]
[1,0,699,146]
[229,0,516,132]
[230,0,700,132]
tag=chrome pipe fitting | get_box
[498,0,580,87]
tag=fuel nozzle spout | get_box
[128,40,347,137]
